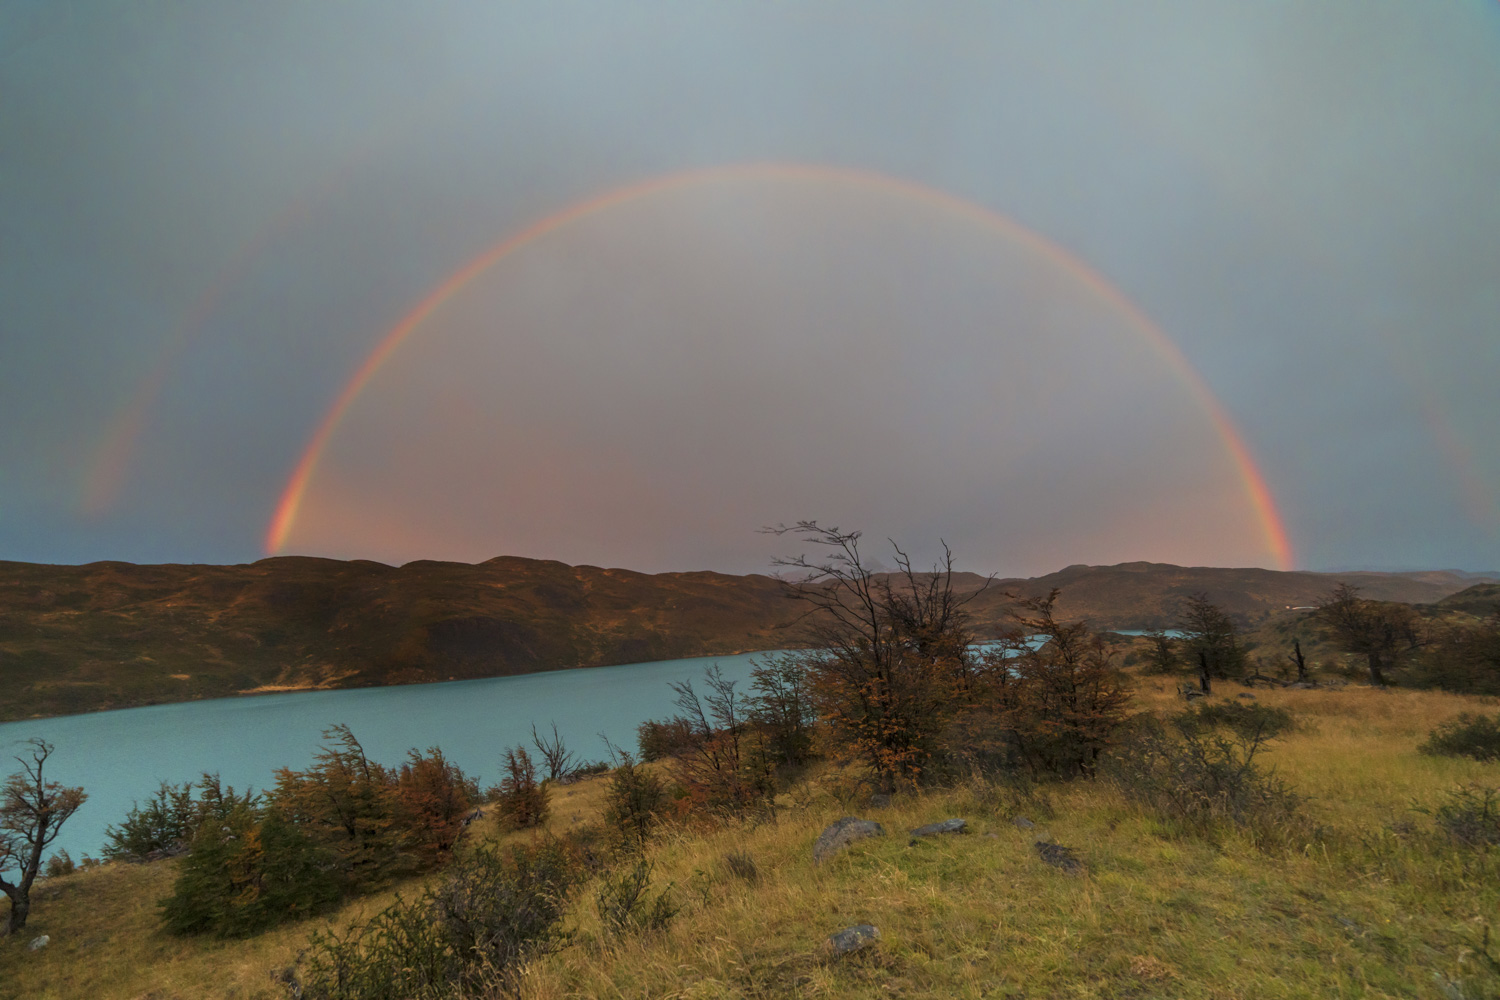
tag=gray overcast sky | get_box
[3,1,1498,576]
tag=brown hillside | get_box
[956,562,1487,631]
[0,556,1488,720]
[0,556,793,720]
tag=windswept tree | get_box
[747,654,817,769]
[645,664,771,813]
[1319,583,1419,687]
[977,591,1132,779]
[1176,594,1245,692]
[269,725,411,889]
[766,521,988,792]
[494,746,549,829]
[0,739,86,934]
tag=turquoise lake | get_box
[0,651,780,863]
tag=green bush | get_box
[44,850,75,878]
[1419,713,1500,762]
[102,780,200,860]
[159,801,343,938]
[602,750,665,854]
[294,840,580,1000]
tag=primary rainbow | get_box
[265,162,1295,570]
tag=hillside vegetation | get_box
[0,556,1487,721]
[3,681,1498,999]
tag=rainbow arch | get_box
[265,162,1295,570]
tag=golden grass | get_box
[4,682,1499,999]
[0,775,614,999]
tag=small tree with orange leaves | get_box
[396,746,479,860]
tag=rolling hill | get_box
[0,555,1489,720]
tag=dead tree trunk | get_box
[1197,650,1212,694]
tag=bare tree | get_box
[1319,583,1419,687]
[1,739,86,934]
[530,722,577,783]
[1289,638,1308,683]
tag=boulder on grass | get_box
[1034,840,1085,875]
[910,818,967,838]
[813,817,885,864]
[824,924,880,957]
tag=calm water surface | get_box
[0,651,781,863]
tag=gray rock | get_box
[28,934,49,951]
[813,817,885,864]
[1237,692,1257,699]
[1034,840,1084,875]
[910,818,967,838]
[867,792,892,809]
[824,924,880,957]
[1012,816,1036,830]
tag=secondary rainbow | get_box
[266,162,1295,570]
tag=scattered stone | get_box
[823,924,880,957]
[1034,841,1085,875]
[1012,816,1035,830]
[910,818,967,838]
[1286,682,1317,690]
[983,832,1000,840]
[867,792,892,809]
[813,817,885,865]
[28,935,49,952]
[1237,692,1257,699]
[1183,689,1206,701]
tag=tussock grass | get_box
[7,683,1500,998]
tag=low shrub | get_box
[1423,784,1500,849]
[1419,713,1500,762]
[294,839,580,1000]
[723,850,758,884]
[594,859,677,937]
[1107,710,1301,835]
[1182,700,1296,740]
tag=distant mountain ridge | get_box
[0,555,1489,720]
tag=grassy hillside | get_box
[4,679,1499,999]
[0,556,1488,720]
